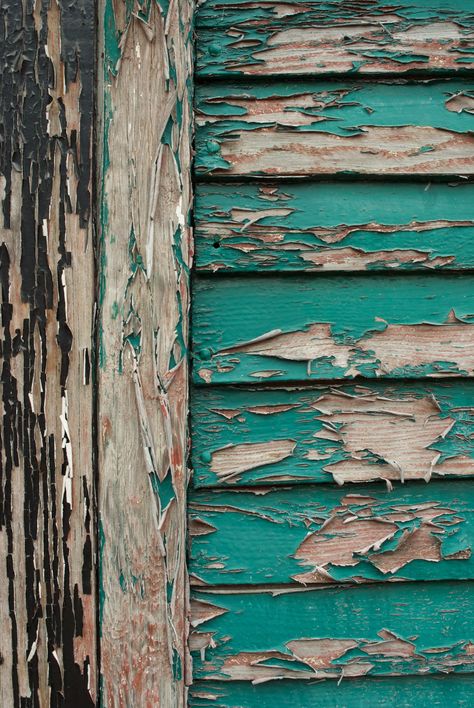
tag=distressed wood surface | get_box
[195,80,474,177]
[190,480,474,585]
[196,0,474,77]
[191,582,474,681]
[98,0,193,705]
[189,675,474,707]
[192,383,474,487]
[195,181,474,272]
[193,274,474,384]
[0,1,96,705]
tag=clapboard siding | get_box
[195,181,474,272]
[193,274,474,384]
[191,582,474,680]
[195,80,474,177]
[189,480,474,585]
[191,382,474,487]
[192,0,474,699]
[189,676,474,707]
[196,0,474,77]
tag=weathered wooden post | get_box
[98,0,193,705]
[0,1,97,704]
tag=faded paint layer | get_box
[192,383,474,487]
[191,582,474,681]
[196,0,474,77]
[195,182,474,272]
[98,0,193,705]
[195,80,474,177]
[0,1,96,705]
[193,275,474,383]
[189,481,474,585]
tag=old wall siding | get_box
[98,1,193,705]
[0,2,96,705]
[191,0,474,704]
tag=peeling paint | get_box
[99,0,194,705]
[0,1,96,705]
[193,275,474,383]
[189,481,474,585]
[192,383,474,487]
[196,0,474,77]
[191,583,474,681]
[195,80,474,177]
[195,182,474,272]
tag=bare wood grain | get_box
[98,1,193,705]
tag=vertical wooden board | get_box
[191,382,474,487]
[195,80,474,177]
[196,0,474,77]
[189,676,474,707]
[193,274,474,384]
[98,0,193,705]
[189,481,474,585]
[0,2,96,705]
[195,181,474,272]
[191,582,474,681]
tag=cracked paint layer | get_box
[190,582,474,681]
[193,274,474,384]
[99,0,193,705]
[195,181,474,272]
[191,383,474,487]
[196,0,474,77]
[189,675,474,707]
[0,1,96,705]
[195,80,474,177]
[189,480,473,585]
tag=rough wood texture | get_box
[195,80,474,177]
[98,0,193,705]
[190,480,474,585]
[189,676,474,707]
[191,582,474,681]
[193,274,474,384]
[192,383,474,487]
[196,0,474,77]
[0,1,96,705]
[195,181,474,272]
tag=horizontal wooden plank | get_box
[195,80,474,177]
[193,274,474,384]
[191,582,474,681]
[191,383,474,487]
[196,0,474,77]
[190,676,474,707]
[195,181,474,272]
[190,480,474,585]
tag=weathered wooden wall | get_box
[0,1,97,705]
[190,0,474,704]
[98,0,193,705]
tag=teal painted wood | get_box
[189,480,474,585]
[191,582,474,681]
[196,0,474,77]
[193,274,474,384]
[189,676,474,707]
[195,80,474,177]
[195,181,474,272]
[191,382,474,487]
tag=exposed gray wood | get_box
[98,0,194,705]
